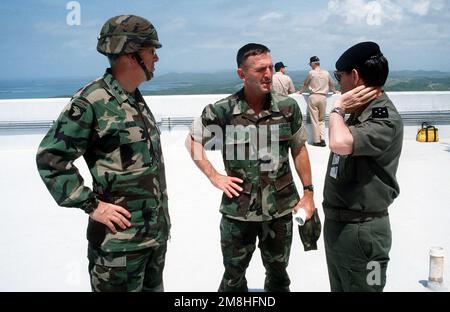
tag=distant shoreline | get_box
[1,70,450,99]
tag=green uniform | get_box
[191,89,308,291]
[323,92,403,291]
[36,70,170,291]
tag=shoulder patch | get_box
[68,101,87,121]
[372,107,389,118]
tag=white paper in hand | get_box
[293,208,306,226]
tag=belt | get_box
[324,208,388,222]
[93,184,156,201]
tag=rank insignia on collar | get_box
[372,107,388,118]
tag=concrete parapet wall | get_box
[1,91,450,138]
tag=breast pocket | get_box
[266,123,291,169]
[224,127,255,164]
[118,126,152,170]
[278,123,292,141]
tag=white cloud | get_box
[326,0,403,26]
[328,0,365,23]
[259,12,283,22]
[411,0,430,15]
[33,19,101,58]
[194,41,228,50]
[163,18,187,32]
[34,21,67,36]
[34,19,101,36]
[326,0,446,26]
[405,0,445,14]
[430,0,446,11]
[62,38,97,56]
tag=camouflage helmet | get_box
[97,15,162,56]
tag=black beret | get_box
[335,41,383,71]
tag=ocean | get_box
[0,77,191,99]
[1,70,450,99]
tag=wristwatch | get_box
[330,107,345,118]
[303,185,314,192]
[81,196,99,214]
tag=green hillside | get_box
[141,70,450,96]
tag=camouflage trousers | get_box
[219,214,293,292]
[87,244,167,292]
[324,216,391,292]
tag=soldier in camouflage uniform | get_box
[36,15,170,292]
[186,43,316,292]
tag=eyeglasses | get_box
[334,71,345,83]
[140,47,157,57]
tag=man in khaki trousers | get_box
[298,56,339,147]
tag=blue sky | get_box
[1,0,449,79]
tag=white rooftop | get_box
[0,130,449,292]
[0,93,449,292]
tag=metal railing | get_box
[0,120,54,131]
[1,110,450,132]
[398,110,450,124]
[159,117,195,130]
[313,110,450,125]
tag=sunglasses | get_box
[334,71,346,83]
[140,47,157,56]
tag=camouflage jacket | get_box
[36,69,170,252]
[191,89,308,221]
